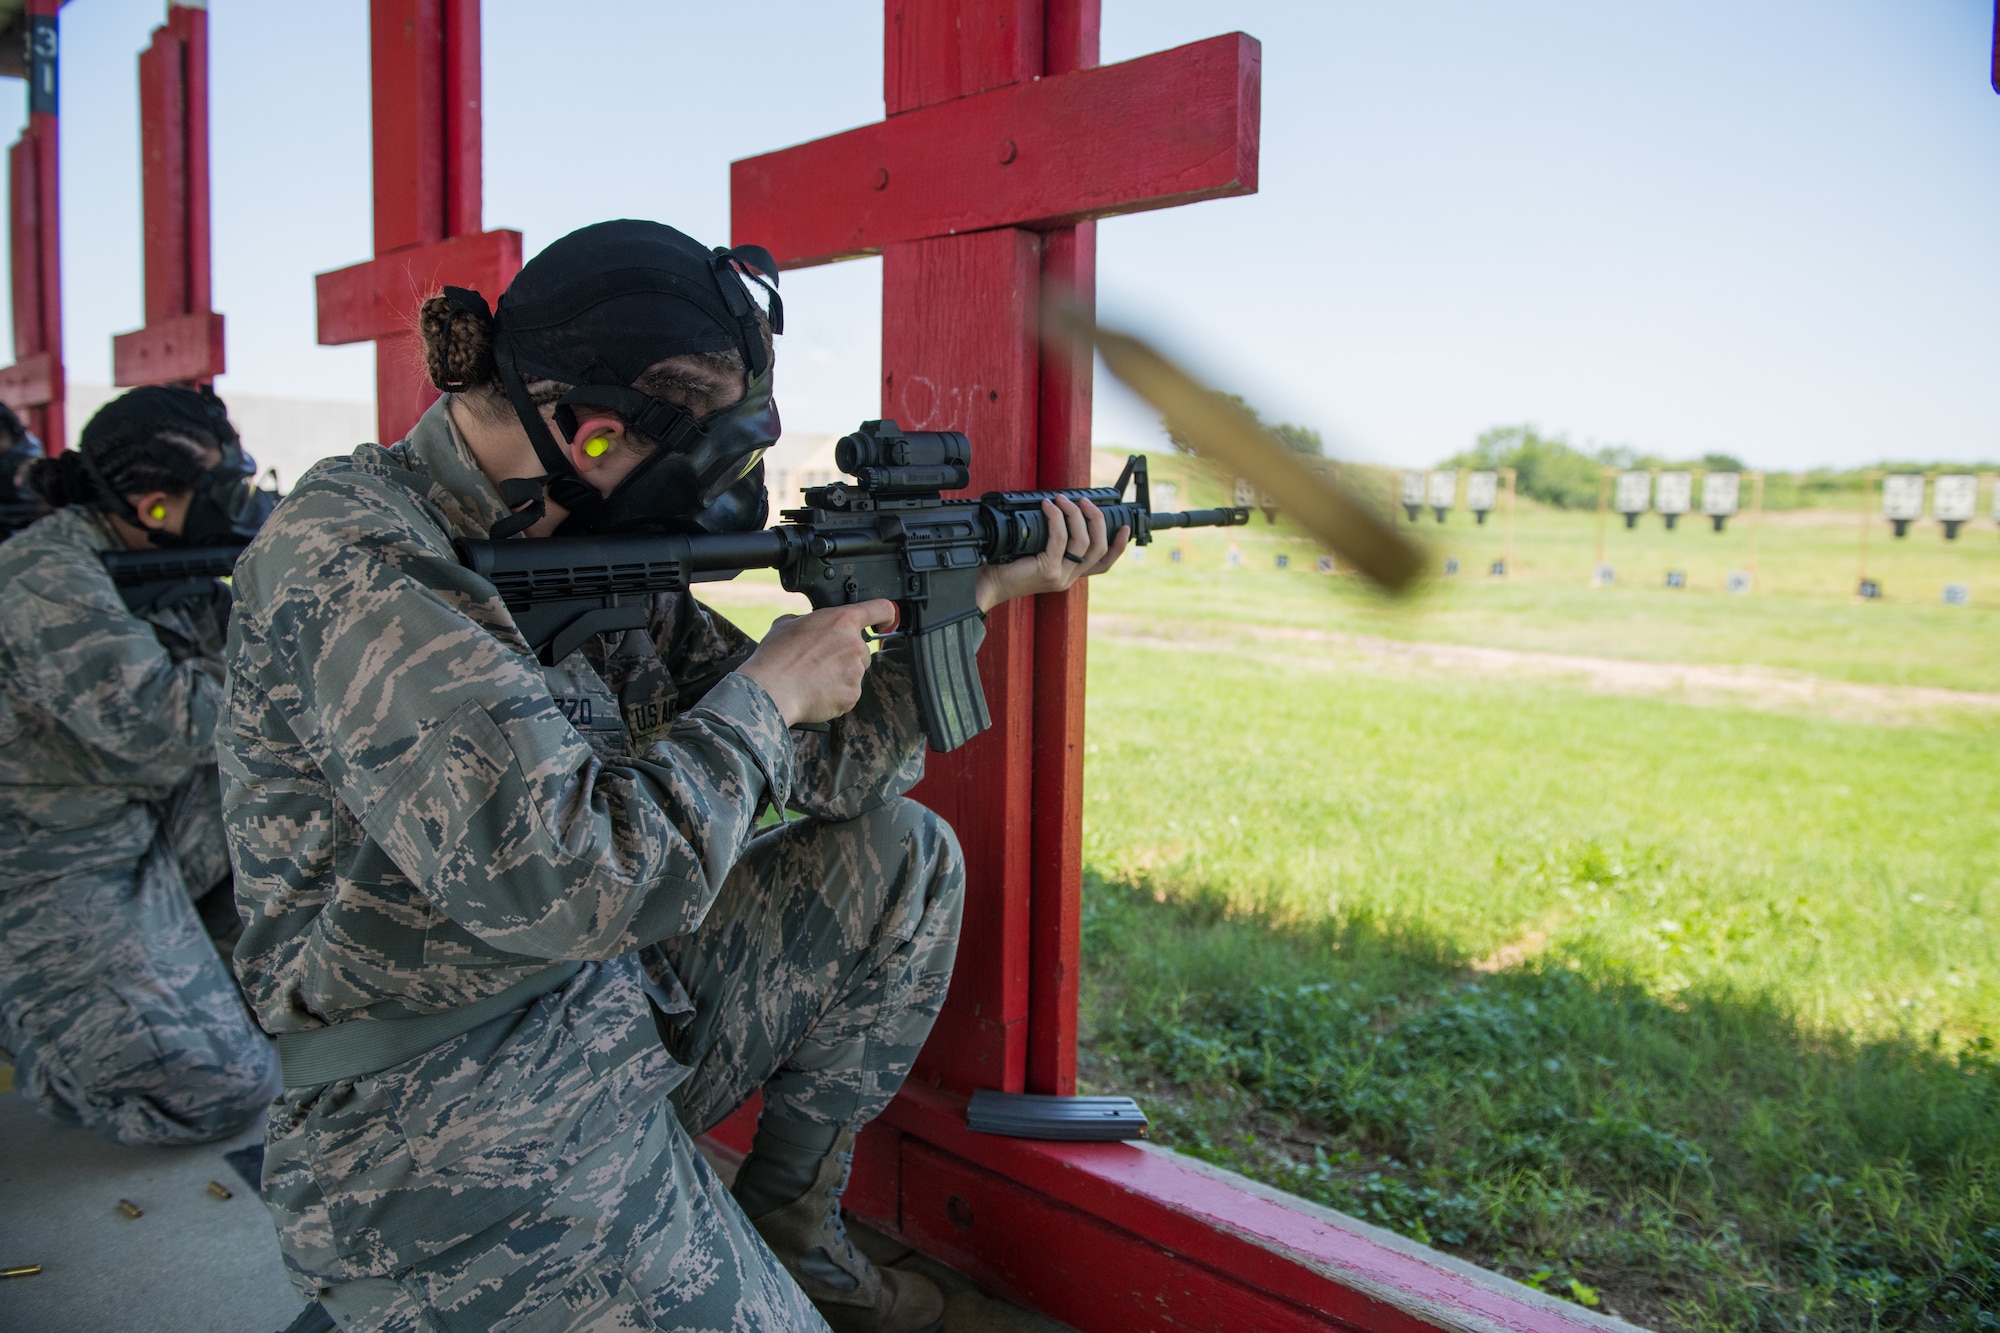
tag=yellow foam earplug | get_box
[147,503,167,521]
[583,436,610,458]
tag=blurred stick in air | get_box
[1044,296,1426,594]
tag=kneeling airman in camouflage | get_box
[222,221,1126,1333]
[0,387,280,1145]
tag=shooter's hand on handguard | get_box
[974,495,1130,613]
[740,598,900,726]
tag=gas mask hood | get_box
[454,219,785,540]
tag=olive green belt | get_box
[274,962,583,1089]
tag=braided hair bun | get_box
[419,290,499,393]
[25,449,94,508]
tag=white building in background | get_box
[68,384,376,493]
[763,432,840,509]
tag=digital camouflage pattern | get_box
[223,399,964,1330]
[0,506,278,1144]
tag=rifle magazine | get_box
[913,615,990,752]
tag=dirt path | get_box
[696,586,2000,724]
[1088,614,2000,724]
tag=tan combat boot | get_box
[746,1129,945,1333]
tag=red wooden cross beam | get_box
[112,3,224,388]
[0,0,64,451]
[733,5,1258,1105]
[315,0,519,444]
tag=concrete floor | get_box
[0,1087,309,1333]
[0,1081,1065,1333]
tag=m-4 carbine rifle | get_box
[458,420,1250,752]
[101,543,246,615]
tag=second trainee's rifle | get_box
[101,543,246,615]
[458,420,1249,752]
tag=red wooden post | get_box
[0,0,63,451]
[112,3,225,388]
[734,10,1259,1101]
[315,0,520,444]
[1027,2,1101,1098]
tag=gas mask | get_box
[0,429,41,503]
[548,368,779,537]
[166,439,279,547]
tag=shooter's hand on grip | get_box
[975,495,1130,613]
[740,599,900,727]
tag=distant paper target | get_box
[1466,470,1499,524]
[1934,475,1976,539]
[1443,556,1460,575]
[1275,553,1290,569]
[1702,473,1740,531]
[1655,472,1692,530]
[1151,481,1179,511]
[1233,477,1256,509]
[1400,471,1425,521]
[1427,469,1456,521]
[1615,471,1651,528]
[1727,571,1752,594]
[1882,473,1924,538]
[1944,583,1970,607]
[1316,554,1335,574]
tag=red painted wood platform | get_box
[701,1087,1633,1333]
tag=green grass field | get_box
[703,490,2000,1332]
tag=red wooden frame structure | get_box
[75,3,1620,1328]
[730,4,1252,1110]
[112,2,223,388]
[315,0,519,444]
[0,0,63,451]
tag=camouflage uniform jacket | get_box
[0,506,230,882]
[221,399,930,1283]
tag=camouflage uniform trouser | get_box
[320,796,964,1333]
[0,768,279,1145]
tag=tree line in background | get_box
[1443,425,2000,512]
[1159,402,1998,514]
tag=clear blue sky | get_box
[19,0,2000,468]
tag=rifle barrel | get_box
[101,544,246,587]
[1143,507,1249,531]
